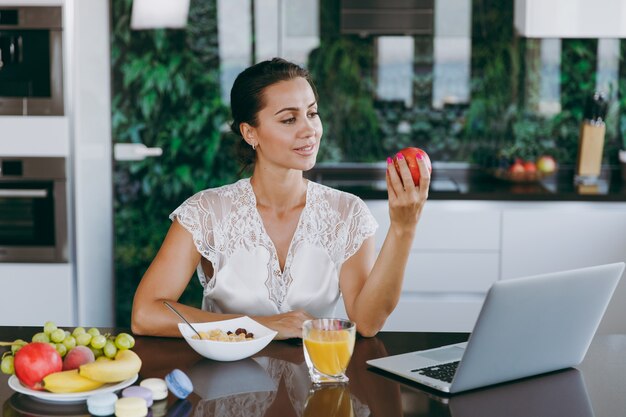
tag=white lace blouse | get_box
[170,178,378,318]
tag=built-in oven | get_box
[0,7,64,115]
[0,157,68,262]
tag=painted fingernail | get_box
[387,157,393,165]
[396,153,404,160]
[416,153,423,160]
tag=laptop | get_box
[367,262,625,394]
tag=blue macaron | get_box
[165,369,193,399]
[86,392,118,416]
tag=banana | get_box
[79,349,141,383]
[43,370,105,393]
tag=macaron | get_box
[87,392,118,416]
[122,385,154,407]
[140,377,168,401]
[115,397,148,417]
[165,369,193,399]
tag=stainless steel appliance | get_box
[0,7,64,115]
[0,157,68,262]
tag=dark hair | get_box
[230,58,319,172]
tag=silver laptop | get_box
[367,262,625,394]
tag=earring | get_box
[251,142,256,151]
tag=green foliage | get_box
[111,0,231,327]
[308,38,383,162]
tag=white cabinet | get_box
[0,264,74,326]
[501,202,626,334]
[361,200,626,334]
[365,200,501,332]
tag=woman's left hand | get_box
[386,153,430,234]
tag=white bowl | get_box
[178,316,277,361]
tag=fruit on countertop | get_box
[1,322,142,394]
[63,345,95,371]
[393,147,432,185]
[13,342,63,390]
[508,159,525,174]
[536,155,557,174]
[523,161,537,173]
[42,369,105,393]
[79,349,142,383]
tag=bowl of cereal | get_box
[178,316,278,361]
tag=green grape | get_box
[87,328,100,337]
[55,343,67,357]
[76,333,92,346]
[89,347,103,358]
[11,340,26,355]
[1,355,14,375]
[32,332,50,343]
[62,336,77,350]
[90,334,107,350]
[114,333,132,350]
[103,340,118,359]
[116,333,135,349]
[43,321,57,335]
[50,328,66,343]
[64,330,71,338]
[72,327,86,337]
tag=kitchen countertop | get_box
[2,327,626,417]
[305,162,626,202]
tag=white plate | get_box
[178,316,277,361]
[8,373,138,403]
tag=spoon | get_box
[163,301,203,340]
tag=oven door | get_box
[0,180,67,262]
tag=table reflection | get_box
[1,335,594,417]
[188,337,396,416]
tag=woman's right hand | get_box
[253,310,315,340]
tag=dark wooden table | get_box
[1,327,626,416]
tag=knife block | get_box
[576,121,605,179]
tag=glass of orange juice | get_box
[302,318,356,384]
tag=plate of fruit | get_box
[1,322,141,403]
[491,155,557,183]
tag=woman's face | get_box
[245,77,323,172]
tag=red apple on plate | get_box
[536,155,557,174]
[393,147,432,185]
[523,161,537,173]
[508,160,525,174]
[14,342,63,390]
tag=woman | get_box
[131,58,430,339]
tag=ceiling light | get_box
[514,0,626,38]
[130,0,190,30]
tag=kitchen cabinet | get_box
[334,200,626,333]
[501,202,626,334]
[0,264,74,325]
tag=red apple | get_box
[536,155,557,174]
[523,161,537,173]
[14,342,62,390]
[508,160,525,174]
[393,147,432,185]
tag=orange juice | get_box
[303,386,354,417]
[304,329,355,376]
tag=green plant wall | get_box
[111,0,233,327]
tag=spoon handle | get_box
[163,301,203,339]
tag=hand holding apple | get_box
[392,147,432,186]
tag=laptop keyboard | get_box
[411,361,460,383]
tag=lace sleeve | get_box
[342,197,378,263]
[169,192,219,286]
